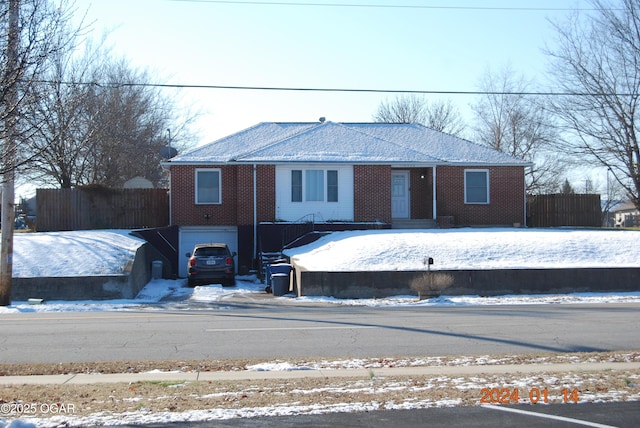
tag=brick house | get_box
[164,121,531,276]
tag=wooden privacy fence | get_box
[527,193,602,227]
[37,187,169,231]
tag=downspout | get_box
[432,166,437,220]
[253,164,258,268]
[166,164,173,225]
[523,167,528,227]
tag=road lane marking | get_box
[206,326,377,332]
[482,404,618,428]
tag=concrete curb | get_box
[1,362,638,385]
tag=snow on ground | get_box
[1,228,639,313]
[284,228,640,271]
[2,362,639,427]
[2,277,640,313]
[12,230,145,277]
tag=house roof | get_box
[613,201,639,213]
[166,121,532,167]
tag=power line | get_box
[38,79,633,97]
[168,0,609,12]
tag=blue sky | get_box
[72,0,582,144]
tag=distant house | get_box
[163,121,531,275]
[123,176,154,189]
[614,201,640,227]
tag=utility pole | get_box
[0,0,20,306]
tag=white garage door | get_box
[179,226,238,278]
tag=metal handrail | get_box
[281,214,315,249]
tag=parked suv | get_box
[186,243,236,287]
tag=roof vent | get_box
[319,117,326,123]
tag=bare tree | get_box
[1,0,74,173]
[560,178,575,194]
[472,66,563,194]
[373,95,466,137]
[26,38,197,189]
[546,0,640,210]
[422,99,466,137]
[0,0,75,305]
[25,36,102,188]
[87,60,196,187]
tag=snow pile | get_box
[285,228,640,271]
[11,228,639,279]
[12,230,145,277]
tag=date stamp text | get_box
[480,387,580,404]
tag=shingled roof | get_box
[166,121,531,167]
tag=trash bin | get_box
[265,259,289,286]
[266,263,292,284]
[271,273,290,296]
[151,260,163,279]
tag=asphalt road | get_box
[1,298,639,363]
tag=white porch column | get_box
[432,166,437,220]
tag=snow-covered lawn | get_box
[284,228,640,271]
[12,230,145,277]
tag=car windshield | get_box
[194,247,227,257]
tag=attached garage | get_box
[179,226,238,278]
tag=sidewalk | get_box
[1,361,638,385]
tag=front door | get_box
[391,171,410,219]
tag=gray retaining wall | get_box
[293,267,640,299]
[11,243,154,301]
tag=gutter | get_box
[163,159,532,168]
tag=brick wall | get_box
[436,166,525,226]
[235,165,254,225]
[410,168,433,219]
[256,165,276,222]
[171,164,524,227]
[354,165,392,223]
[171,165,275,226]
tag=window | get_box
[465,170,489,204]
[327,170,338,202]
[291,170,302,202]
[306,170,324,201]
[196,169,221,204]
[290,169,338,202]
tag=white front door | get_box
[391,171,410,219]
